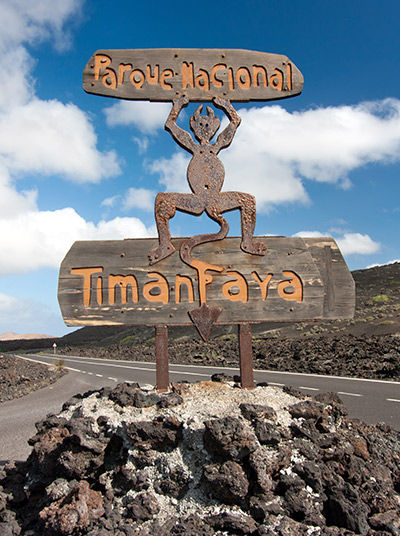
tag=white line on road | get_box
[108,377,118,381]
[16,355,400,397]
[15,354,83,373]
[387,398,400,403]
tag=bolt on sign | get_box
[59,49,355,391]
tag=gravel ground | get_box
[0,354,65,404]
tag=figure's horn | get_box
[206,106,215,118]
[194,105,203,118]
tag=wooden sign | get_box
[58,236,354,327]
[83,49,303,102]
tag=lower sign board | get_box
[58,236,355,328]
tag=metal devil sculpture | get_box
[149,94,266,339]
[58,49,355,390]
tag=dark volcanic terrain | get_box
[0,354,65,403]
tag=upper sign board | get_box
[83,48,304,102]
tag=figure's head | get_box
[190,105,220,142]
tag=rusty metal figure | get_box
[148,95,266,265]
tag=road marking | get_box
[30,356,212,378]
[108,377,118,381]
[36,353,400,385]
[387,398,400,403]
[16,354,400,399]
[37,357,158,373]
[15,354,83,373]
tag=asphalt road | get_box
[1,352,399,462]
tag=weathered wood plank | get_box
[83,49,303,102]
[58,236,354,327]
[303,237,355,320]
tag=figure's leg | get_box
[149,193,204,264]
[219,191,266,255]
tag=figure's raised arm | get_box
[213,97,241,153]
[165,96,196,154]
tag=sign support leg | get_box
[238,323,255,389]
[155,325,169,392]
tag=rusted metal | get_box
[148,96,266,266]
[238,323,254,389]
[188,303,223,342]
[148,96,266,340]
[155,325,169,392]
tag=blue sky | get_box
[0,0,399,336]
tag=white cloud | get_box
[122,187,156,211]
[149,152,191,192]
[104,101,171,134]
[0,0,82,51]
[0,0,120,193]
[0,99,120,182]
[336,233,380,255]
[294,231,380,255]
[0,292,18,311]
[101,195,120,208]
[0,208,154,275]
[293,231,327,238]
[367,259,400,268]
[133,136,149,153]
[102,187,156,213]
[149,99,400,211]
[0,292,65,336]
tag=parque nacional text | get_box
[83,49,303,102]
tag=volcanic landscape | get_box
[0,262,399,535]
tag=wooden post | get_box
[238,323,254,389]
[155,325,169,392]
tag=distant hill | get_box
[2,262,399,352]
[0,331,55,341]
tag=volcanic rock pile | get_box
[1,381,399,535]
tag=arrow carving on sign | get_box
[188,303,223,342]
